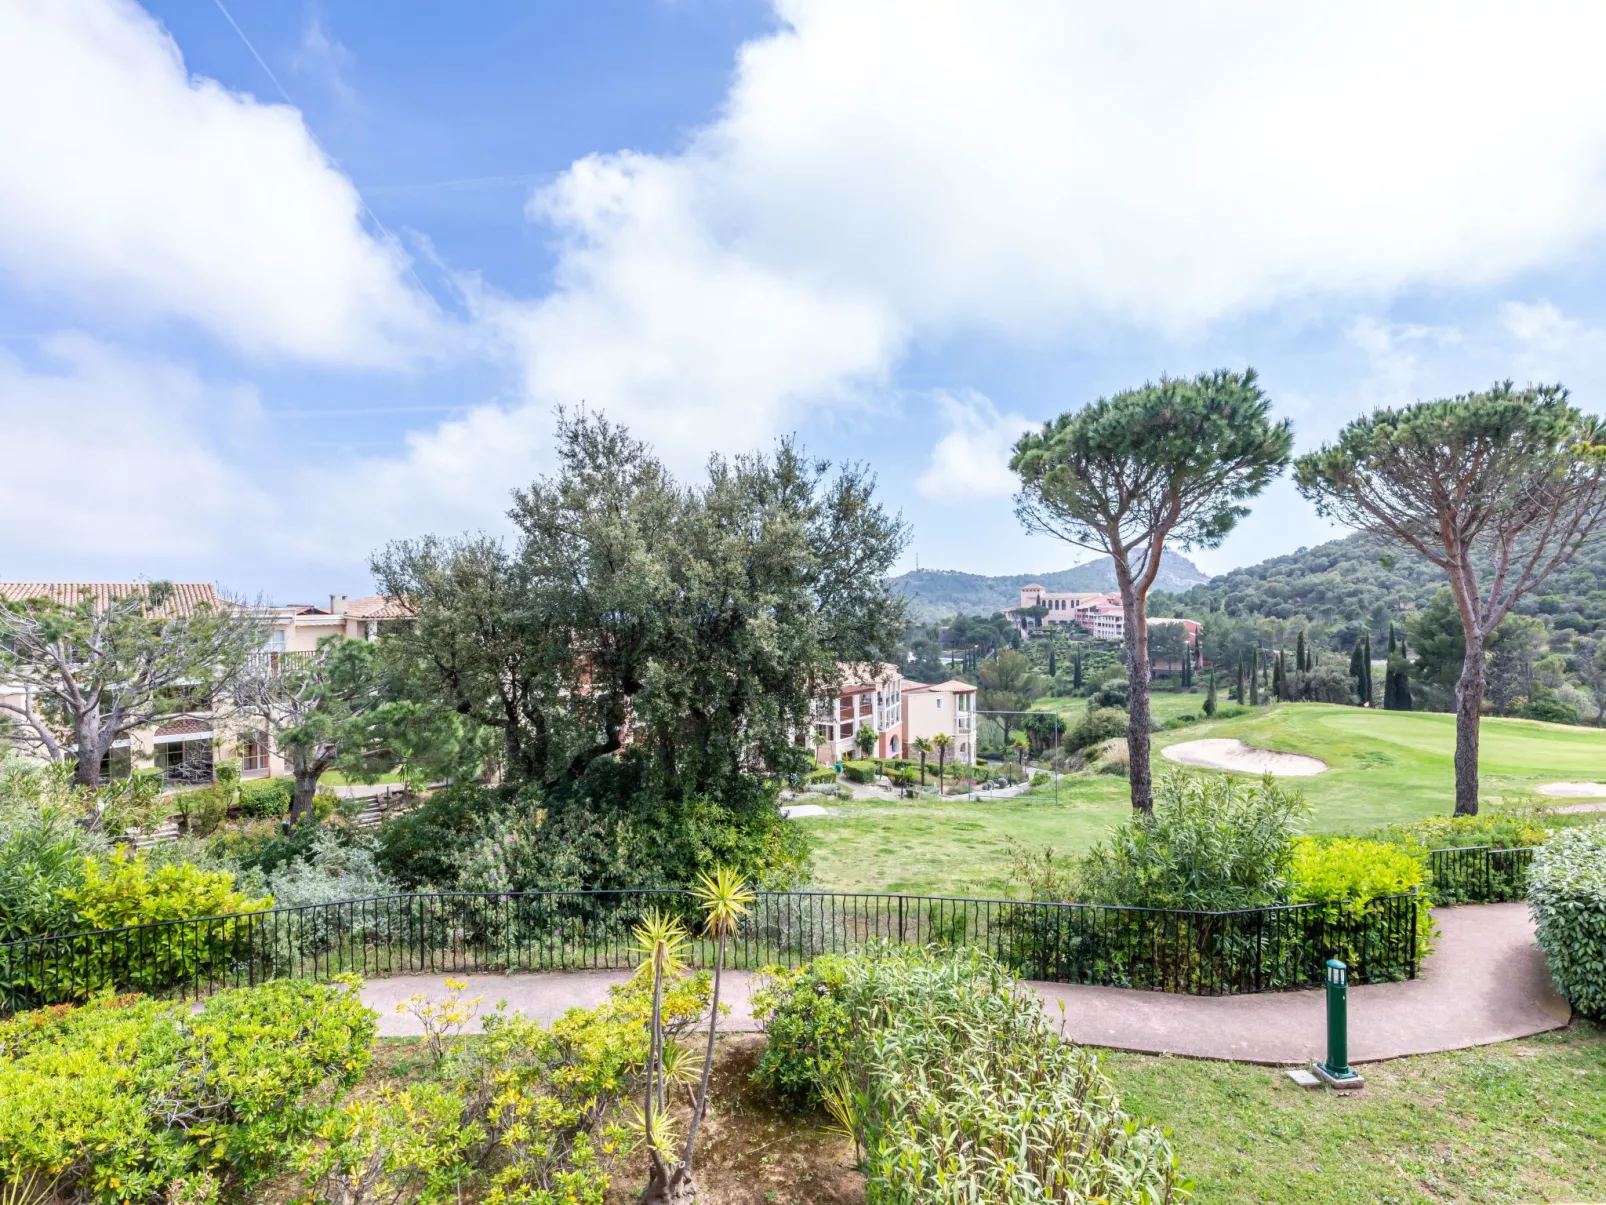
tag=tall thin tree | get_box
[1297,384,1606,813]
[1011,370,1291,812]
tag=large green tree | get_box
[975,648,1047,744]
[0,584,263,788]
[1296,383,1606,814]
[374,411,907,807]
[1012,371,1292,812]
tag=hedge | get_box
[840,759,879,784]
[1529,826,1606,1017]
[238,777,294,819]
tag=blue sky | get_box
[4,1,1606,603]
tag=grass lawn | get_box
[801,701,1606,895]
[317,769,405,787]
[1106,1020,1606,1205]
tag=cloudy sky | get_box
[5,0,1606,602]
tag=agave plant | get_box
[636,868,753,1205]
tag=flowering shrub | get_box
[300,1083,481,1205]
[0,978,375,1204]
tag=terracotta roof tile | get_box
[342,594,415,620]
[0,582,221,616]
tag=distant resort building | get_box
[1008,584,1201,657]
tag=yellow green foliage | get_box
[65,850,272,930]
[1290,836,1434,963]
[299,1083,481,1205]
[0,978,375,1204]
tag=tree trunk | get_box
[72,714,104,788]
[290,769,321,824]
[638,1165,696,1205]
[1119,589,1153,815]
[1453,634,1485,817]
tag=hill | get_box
[1169,532,1606,636]
[891,552,1210,622]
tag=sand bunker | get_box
[779,803,830,819]
[1161,738,1328,777]
[1535,781,1606,799]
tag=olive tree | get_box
[1295,383,1606,815]
[1011,370,1291,813]
[0,583,264,788]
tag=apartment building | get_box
[812,662,905,763]
[899,679,980,765]
[1011,586,1202,651]
[0,583,409,787]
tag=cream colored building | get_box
[899,679,980,765]
[0,583,409,787]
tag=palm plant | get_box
[932,732,951,795]
[633,909,690,1201]
[910,736,933,785]
[1009,731,1030,778]
[638,868,753,1205]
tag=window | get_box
[157,739,214,786]
[935,697,942,710]
[240,734,269,776]
[958,693,971,712]
[840,723,852,740]
[98,744,131,781]
[263,629,287,653]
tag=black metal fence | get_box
[0,886,1420,1014]
[1426,845,1535,904]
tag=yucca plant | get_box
[637,869,753,1205]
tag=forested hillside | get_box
[1163,532,1606,636]
[892,552,1208,621]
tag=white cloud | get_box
[916,392,1034,502]
[0,0,439,366]
[0,335,276,567]
[371,0,1606,532]
[1502,301,1586,350]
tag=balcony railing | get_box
[244,650,318,677]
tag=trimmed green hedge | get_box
[840,759,878,784]
[1530,827,1606,1017]
[238,776,294,819]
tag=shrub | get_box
[750,956,853,1108]
[1368,811,1551,853]
[0,804,98,943]
[52,851,272,997]
[263,828,400,953]
[375,784,502,889]
[440,965,709,1205]
[300,1083,480,1205]
[1529,826,1606,1017]
[171,784,232,838]
[757,946,1184,1204]
[1289,836,1433,967]
[839,760,878,784]
[1088,676,1130,710]
[1092,737,1130,774]
[1518,698,1579,724]
[803,767,839,786]
[237,777,293,819]
[1078,773,1306,910]
[0,978,375,1203]
[1064,706,1128,753]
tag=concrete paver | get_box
[363,902,1569,1063]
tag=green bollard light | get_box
[1313,958,1363,1088]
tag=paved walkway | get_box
[364,902,1569,1064]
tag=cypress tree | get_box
[1073,649,1083,690]
[1048,642,1057,678]
[1235,650,1245,704]
[1204,669,1218,716]
[1349,642,1365,705]
[1296,630,1307,675]
[1362,635,1374,706]
[1250,646,1261,705]
[1272,650,1284,700]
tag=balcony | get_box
[245,650,318,677]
